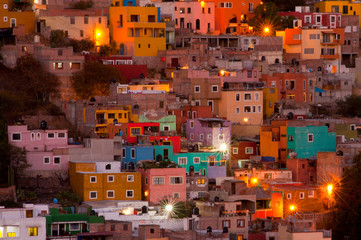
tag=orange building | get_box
[213,0,261,34]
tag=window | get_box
[244,106,251,112]
[187,7,191,13]
[169,177,183,184]
[343,5,348,14]
[236,93,240,101]
[174,192,180,198]
[31,132,36,141]
[288,135,294,141]
[222,220,230,228]
[350,124,356,131]
[308,134,313,142]
[131,148,135,158]
[69,223,80,231]
[190,133,194,140]
[236,107,240,114]
[178,157,187,165]
[218,134,224,140]
[245,147,253,154]
[58,132,66,138]
[287,193,292,199]
[84,16,89,24]
[48,133,55,139]
[208,100,214,112]
[10,18,16,28]
[90,191,97,199]
[130,15,139,22]
[316,16,321,23]
[208,134,212,140]
[29,227,38,236]
[159,101,164,108]
[304,48,314,54]
[247,70,252,78]
[198,191,207,198]
[26,209,33,218]
[163,125,170,131]
[299,192,304,199]
[90,176,97,183]
[208,8,211,13]
[202,7,205,13]
[233,147,238,154]
[70,16,75,24]
[126,190,134,198]
[194,157,200,164]
[249,2,253,12]
[107,190,115,198]
[7,232,16,237]
[53,156,60,164]
[194,85,200,93]
[255,93,259,101]
[331,16,336,23]
[258,106,262,113]
[153,177,165,185]
[237,219,245,228]
[180,7,185,13]
[293,34,301,40]
[244,93,251,100]
[3,3,7,9]
[108,175,114,182]
[44,157,50,164]
[308,190,314,198]
[212,85,218,92]
[106,164,111,170]
[309,34,320,40]
[127,175,134,182]
[190,121,194,128]
[305,16,311,23]
[199,134,204,141]
[3,16,7,22]
[11,133,21,141]
[122,148,126,158]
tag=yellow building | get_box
[39,16,110,46]
[117,84,170,93]
[218,90,263,125]
[262,87,278,119]
[69,161,141,201]
[95,108,138,137]
[0,0,35,34]
[315,1,361,27]
[109,5,166,56]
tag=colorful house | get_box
[116,122,161,144]
[174,1,215,34]
[218,90,263,125]
[109,3,166,56]
[230,140,258,168]
[213,0,261,34]
[8,125,81,177]
[139,167,187,204]
[0,0,35,35]
[121,145,154,170]
[186,118,232,149]
[94,108,136,137]
[262,87,278,119]
[334,123,358,141]
[287,126,336,159]
[45,207,104,237]
[314,0,361,27]
[139,115,176,133]
[69,161,142,201]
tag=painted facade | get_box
[109,5,166,56]
[218,90,263,125]
[230,141,258,168]
[0,0,35,34]
[121,145,154,170]
[139,168,187,204]
[139,114,176,132]
[94,108,135,137]
[262,87,278,119]
[69,161,142,201]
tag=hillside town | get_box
[1,0,361,239]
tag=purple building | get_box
[186,118,232,149]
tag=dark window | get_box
[343,5,348,14]
[111,225,115,231]
[98,17,102,23]
[84,16,89,24]
[150,228,154,233]
[70,17,75,24]
[148,15,155,22]
[119,15,123,27]
[187,7,191,13]
[123,224,128,231]
[58,50,63,56]
[159,101,164,108]
[106,164,111,170]
[196,19,200,30]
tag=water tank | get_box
[40,120,47,130]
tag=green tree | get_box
[9,145,31,188]
[71,61,125,99]
[15,53,60,102]
[55,190,82,207]
[330,153,361,239]
[263,0,305,12]
[50,30,67,48]
[336,95,361,117]
[248,2,282,34]
[69,38,95,52]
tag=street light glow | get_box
[219,143,227,152]
[264,27,270,34]
[165,204,173,212]
[327,184,333,195]
[250,177,258,185]
[289,204,297,212]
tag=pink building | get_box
[8,125,81,177]
[174,1,215,34]
[139,168,186,204]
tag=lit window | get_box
[7,232,16,237]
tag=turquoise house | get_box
[154,145,174,161]
[139,115,176,132]
[287,126,336,159]
[173,151,223,176]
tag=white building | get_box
[0,204,48,239]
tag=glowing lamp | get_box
[327,184,333,195]
[250,177,258,185]
[165,204,173,212]
[219,143,227,152]
[144,191,149,197]
[220,70,225,76]
[289,204,297,211]
[201,1,205,7]
[243,118,249,122]
[264,27,270,34]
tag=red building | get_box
[286,158,317,185]
[279,11,342,29]
[170,106,213,134]
[231,141,258,168]
[261,73,309,104]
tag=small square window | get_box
[126,190,134,198]
[53,157,60,164]
[12,133,21,141]
[47,133,55,139]
[90,191,97,199]
[127,175,134,182]
[58,132,66,138]
[212,85,218,92]
[233,148,238,154]
[193,157,200,164]
[107,190,114,198]
[194,85,200,93]
[108,175,114,182]
[43,157,50,164]
[90,176,97,183]
[245,147,253,154]
[3,4,7,9]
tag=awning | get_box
[315,86,326,93]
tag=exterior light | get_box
[289,204,297,212]
[219,143,227,152]
[264,27,270,34]
[243,118,248,122]
[250,177,258,185]
[144,191,149,197]
[201,1,205,7]
[220,70,225,76]
[165,204,173,212]
[97,32,101,37]
[327,184,333,195]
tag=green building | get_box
[139,115,176,132]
